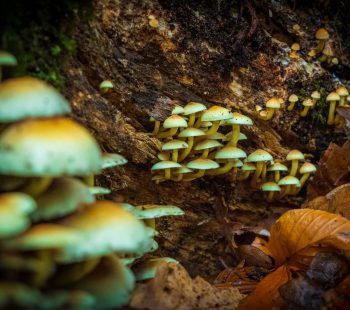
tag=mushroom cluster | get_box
[0,71,183,309]
[149,103,316,201]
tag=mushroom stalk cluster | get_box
[0,67,183,309]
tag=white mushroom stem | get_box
[290,160,299,177]
[206,161,235,176]
[327,101,337,125]
[204,120,220,136]
[21,177,52,197]
[157,127,178,139]
[178,137,194,162]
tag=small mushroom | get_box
[326,92,340,125]
[306,49,316,62]
[99,80,113,94]
[183,102,207,127]
[171,105,185,115]
[151,160,181,180]
[185,158,219,180]
[287,94,298,111]
[238,162,256,181]
[259,98,281,121]
[200,105,233,135]
[319,43,333,63]
[267,162,288,182]
[315,28,329,54]
[149,117,161,136]
[336,86,349,106]
[278,175,301,197]
[286,149,304,177]
[172,166,192,181]
[101,153,128,169]
[157,115,187,139]
[222,112,253,147]
[290,43,300,59]
[194,139,223,158]
[300,99,313,117]
[246,149,273,187]
[298,162,317,188]
[311,91,321,108]
[177,127,205,162]
[0,50,17,82]
[261,182,280,202]
[161,139,188,162]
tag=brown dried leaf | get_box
[130,263,244,310]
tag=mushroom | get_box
[206,146,246,176]
[132,257,178,281]
[222,112,253,147]
[311,91,321,108]
[326,92,340,125]
[149,117,161,136]
[0,77,71,123]
[99,80,113,94]
[246,149,273,187]
[267,162,288,182]
[171,105,185,115]
[0,51,17,82]
[183,102,207,127]
[193,139,223,158]
[238,162,256,181]
[0,118,102,196]
[315,28,329,54]
[300,99,313,117]
[101,153,128,169]
[286,149,304,177]
[172,166,192,181]
[319,43,333,63]
[157,115,187,139]
[336,86,349,106]
[290,43,300,59]
[231,159,243,181]
[261,182,280,202]
[207,132,226,141]
[200,105,233,135]
[151,160,181,180]
[298,162,317,188]
[259,97,281,121]
[287,94,298,111]
[306,49,316,62]
[177,127,205,162]
[161,139,188,162]
[185,158,219,180]
[224,132,247,143]
[278,175,301,197]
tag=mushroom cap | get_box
[261,182,281,192]
[200,121,212,128]
[286,149,304,161]
[0,51,17,66]
[232,159,243,167]
[151,161,181,171]
[163,115,187,128]
[59,201,151,262]
[336,86,349,97]
[225,132,247,141]
[183,102,207,115]
[99,80,113,89]
[4,223,83,251]
[268,162,288,172]
[266,98,281,109]
[135,205,184,219]
[161,139,188,151]
[241,162,256,171]
[157,152,170,161]
[308,49,316,57]
[132,257,178,281]
[171,105,185,115]
[311,91,321,99]
[187,158,219,170]
[0,118,102,177]
[174,166,192,174]
[331,57,339,65]
[315,28,329,40]
[207,132,226,140]
[215,146,247,160]
[194,139,223,151]
[31,177,95,222]
[201,105,233,122]
[68,255,135,310]
[101,153,128,169]
[291,43,300,51]
[302,99,313,107]
[0,77,71,123]
[278,176,301,186]
[224,112,253,126]
[299,162,317,174]
[289,94,298,103]
[326,92,340,102]
[0,192,36,215]
[247,149,273,162]
[178,127,205,138]
[322,44,333,56]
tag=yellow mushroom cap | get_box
[302,99,313,107]
[315,28,329,40]
[331,58,339,65]
[201,105,233,122]
[336,86,349,97]
[286,149,304,161]
[183,102,207,115]
[289,94,298,103]
[0,118,102,177]
[163,115,187,128]
[299,162,317,174]
[291,43,300,51]
[311,91,321,99]
[326,92,340,102]
[308,49,316,57]
[266,98,281,109]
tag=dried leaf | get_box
[238,265,290,310]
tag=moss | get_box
[0,0,92,89]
